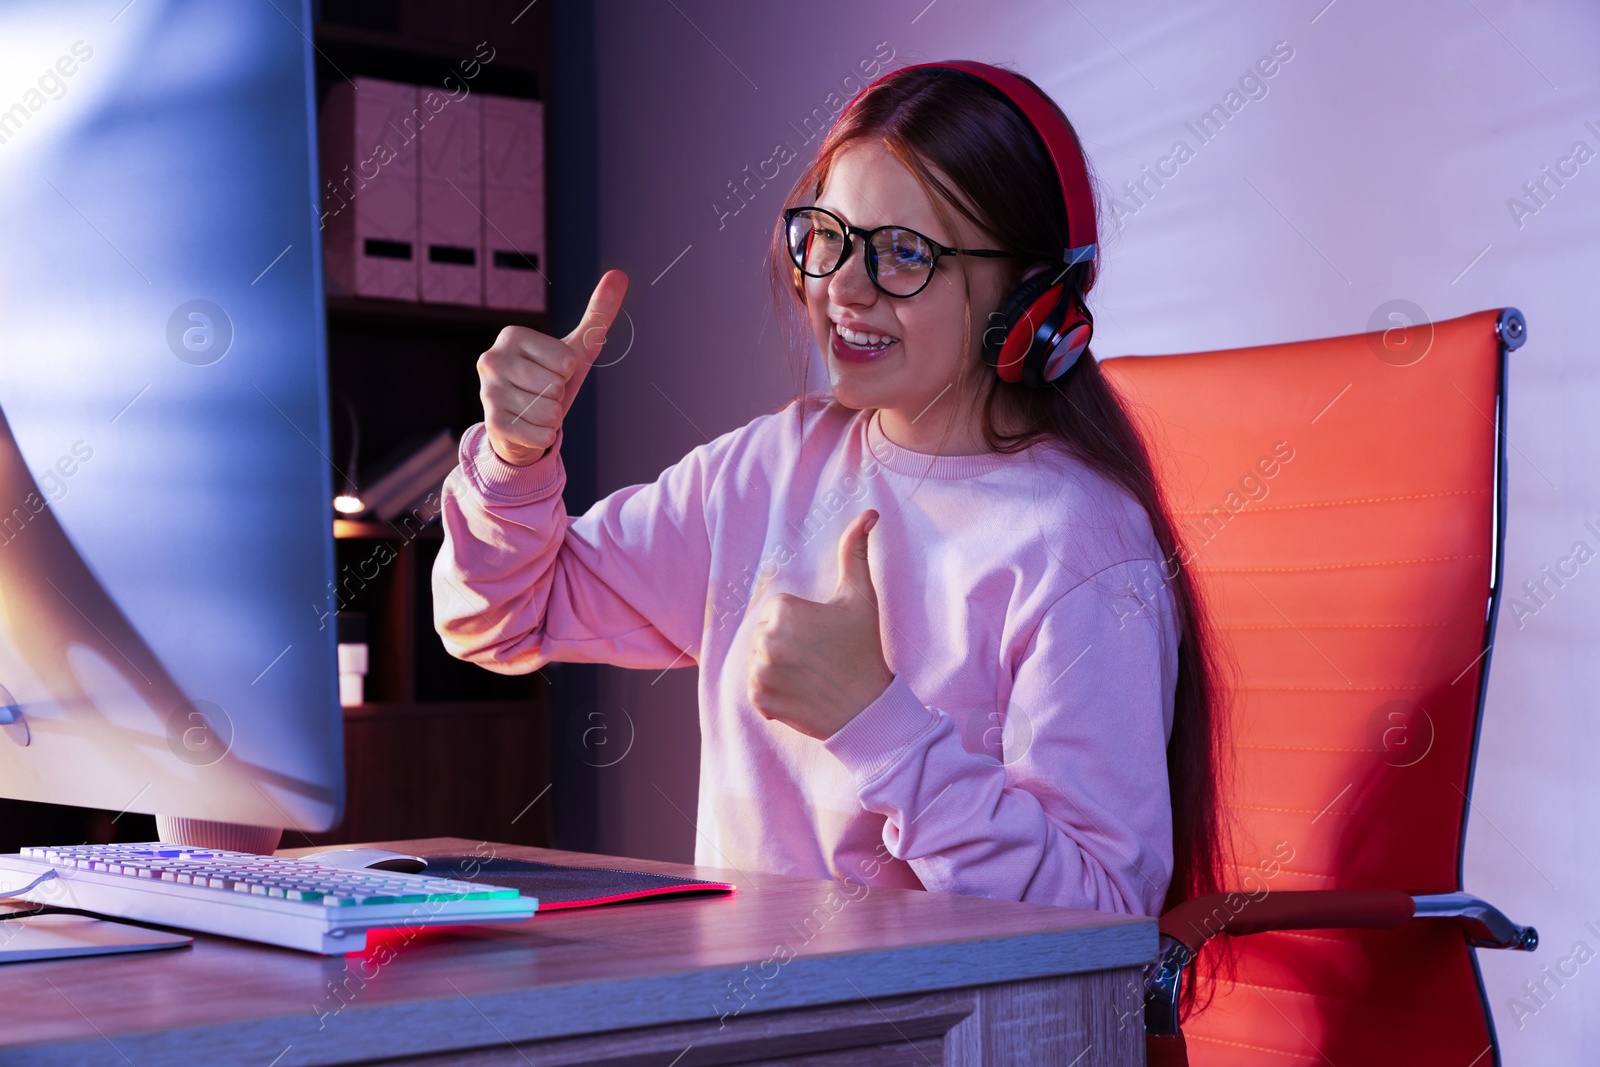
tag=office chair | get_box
[1099,307,1536,1066]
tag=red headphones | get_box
[836,60,1098,388]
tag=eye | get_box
[792,209,843,238]
[880,228,933,269]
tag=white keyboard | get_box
[0,843,537,954]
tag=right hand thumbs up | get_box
[477,269,629,467]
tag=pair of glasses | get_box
[783,206,1026,298]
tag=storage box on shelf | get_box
[313,10,548,316]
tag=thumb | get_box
[559,268,629,417]
[834,510,879,607]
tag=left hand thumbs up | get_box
[833,507,880,609]
[747,509,894,740]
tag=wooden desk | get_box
[0,837,1155,1065]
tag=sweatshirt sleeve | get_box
[821,557,1180,917]
[431,420,731,674]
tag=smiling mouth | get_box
[833,322,900,351]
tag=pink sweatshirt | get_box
[432,394,1180,917]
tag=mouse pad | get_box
[0,912,192,963]
[420,855,735,911]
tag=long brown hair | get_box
[765,62,1237,1017]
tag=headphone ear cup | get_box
[1037,297,1093,386]
[983,269,1065,384]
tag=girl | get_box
[433,63,1229,943]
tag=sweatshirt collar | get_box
[864,407,1027,479]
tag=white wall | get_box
[590,2,1599,1060]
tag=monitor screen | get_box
[0,0,342,833]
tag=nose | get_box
[826,236,879,306]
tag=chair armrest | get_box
[1159,888,1414,955]
[1413,892,1539,951]
[1142,889,1538,1041]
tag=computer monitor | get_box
[0,0,342,849]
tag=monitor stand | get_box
[155,816,283,855]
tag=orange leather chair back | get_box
[1101,308,1510,1065]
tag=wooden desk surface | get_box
[0,838,1156,1066]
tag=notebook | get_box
[421,855,735,911]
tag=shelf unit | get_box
[326,294,548,332]
[298,508,553,849]
[304,0,557,849]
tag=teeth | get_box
[835,322,897,348]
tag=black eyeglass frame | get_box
[783,205,1028,298]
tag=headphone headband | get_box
[841,60,1097,267]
